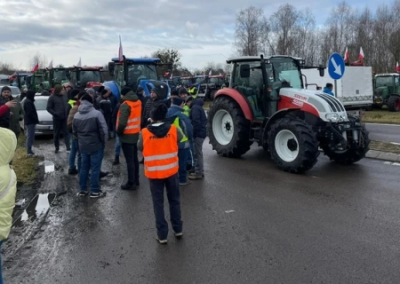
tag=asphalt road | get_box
[4,137,400,284]
[365,123,400,143]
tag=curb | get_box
[365,149,400,162]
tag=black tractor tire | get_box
[321,125,370,164]
[210,90,217,101]
[268,117,320,173]
[387,95,400,112]
[207,97,252,158]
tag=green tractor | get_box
[31,69,49,92]
[373,73,400,111]
[41,67,70,89]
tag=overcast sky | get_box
[0,0,391,71]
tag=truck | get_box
[301,66,374,117]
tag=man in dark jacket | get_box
[166,97,193,186]
[73,93,108,198]
[23,91,39,155]
[97,89,113,139]
[142,88,162,129]
[47,84,70,153]
[116,87,142,190]
[0,86,23,139]
[0,86,17,130]
[188,98,207,180]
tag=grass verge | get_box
[12,133,39,185]
[369,140,400,153]
[362,108,400,124]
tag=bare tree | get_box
[234,6,268,56]
[29,52,48,70]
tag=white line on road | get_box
[383,161,400,166]
[365,123,400,127]
[225,210,235,213]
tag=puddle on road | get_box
[13,193,56,227]
[39,160,55,173]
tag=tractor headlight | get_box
[325,113,340,122]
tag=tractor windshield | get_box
[80,71,101,83]
[127,64,158,88]
[209,77,223,84]
[269,58,303,89]
[181,79,192,86]
[375,76,394,87]
[195,77,205,84]
[53,70,68,83]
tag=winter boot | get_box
[112,155,120,165]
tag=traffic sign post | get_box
[328,53,346,97]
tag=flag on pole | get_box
[170,73,173,79]
[77,57,81,67]
[119,35,123,63]
[48,60,53,69]
[344,47,349,64]
[396,62,400,72]
[209,70,212,76]
[359,47,364,62]
[31,59,39,73]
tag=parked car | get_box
[33,96,53,135]
[0,85,21,99]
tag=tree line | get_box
[234,0,400,73]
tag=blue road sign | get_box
[328,53,345,80]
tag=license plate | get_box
[48,126,53,130]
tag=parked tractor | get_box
[208,55,370,173]
[180,76,195,88]
[43,67,70,88]
[67,66,104,90]
[105,57,170,100]
[373,73,400,111]
[197,75,226,101]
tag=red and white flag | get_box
[48,60,53,69]
[31,60,39,73]
[359,47,364,61]
[208,70,212,76]
[119,35,123,63]
[344,47,349,63]
[396,62,400,72]
[77,57,81,67]
[170,73,173,79]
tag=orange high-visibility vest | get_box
[142,125,179,179]
[116,100,142,134]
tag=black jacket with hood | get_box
[23,91,39,125]
[46,92,69,120]
[190,98,207,138]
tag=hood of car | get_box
[37,110,53,123]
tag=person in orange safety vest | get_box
[138,102,184,244]
[116,87,142,190]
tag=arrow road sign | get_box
[328,53,345,80]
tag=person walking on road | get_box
[23,91,39,156]
[0,86,23,140]
[46,84,70,153]
[111,97,121,165]
[0,127,17,284]
[166,97,193,186]
[72,93,108,198]
[138,103,184,244]
[189,98,207,180]
[67,90,81,175]
[116,87,142,190]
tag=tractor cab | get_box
[10,73,33,90]
[67,66,104,90]
[228,55,324,119]
[106,57,171,100]
[373,73,400,110]
[47,67,70,87]
[180,76,195,88]
[31,70,49,92]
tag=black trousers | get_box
[121,142,139,185]
[53,118,70,149]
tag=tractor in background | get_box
[105,57,171,101]
[42,67,70,89]
[180,76,195,88]
[207,55,370,173]
[196,74,226,101]
[373,73,400,111]
[67,66,104,91]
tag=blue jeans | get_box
[115,133,121,156]
[79,148,104,193]
[149,173,182,240]
[68,138,81,170]
[178,148,189,183]
[0,241,3,284]
[25,124,36,154]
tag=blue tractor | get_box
[104,57,171,101]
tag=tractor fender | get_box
[261,108,300,145]
[103,81,120,100]
[214,88,254,121]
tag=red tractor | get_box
[208,55,370,173]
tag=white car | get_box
[33,96,53,135]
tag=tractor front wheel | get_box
[208,97,252,157]
[268,117,319,173]
[387,95,400,112]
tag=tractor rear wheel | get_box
[268,117,319,173]
[208,97,252,157]
[321,125,370,164]
[387,95,400,112]
[210,90,217,101]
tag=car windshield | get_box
[127,64,158,86]
[375,76,394,87]
[80,71,101,83]
[34,99,48,111]
[269,57,303,89]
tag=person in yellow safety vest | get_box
[138,103,184,244]
[166,97,193,186]
[178,88,190,117]
[188,86,198,99]
[116,87,142,190]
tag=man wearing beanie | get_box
[166,96,193,186]
[142,88,162,129]
[0,86,23,139]
[73,93,108,198]
[116,87,142,190]
[138,103,184,244]
[47,84,70,153]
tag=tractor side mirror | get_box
[318,65,325,77]
[240,64,250,78]
[108,62,115,76]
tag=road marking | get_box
[225,210,235,213]
[390,142,400,145]
[383,161,400,166]
[365,123,400,127]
